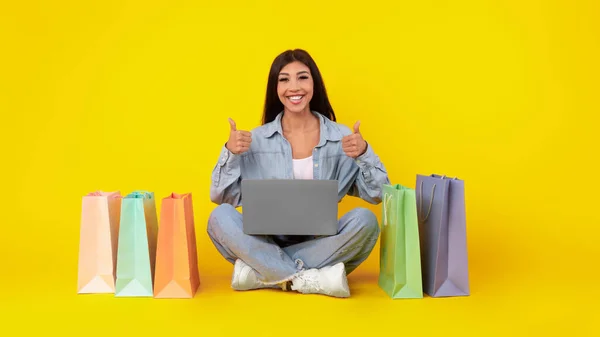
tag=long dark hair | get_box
[262,49,336,125]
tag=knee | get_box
[207,203,240,235]
[346,207,379,238]
[210,203,236,219]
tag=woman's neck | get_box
[281,108,319,133]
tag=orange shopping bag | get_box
[153,193,200,298]
[77,191,122,293]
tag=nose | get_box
[289,78,301,91]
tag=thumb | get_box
[228,118,237,131]
[353,121,361,134]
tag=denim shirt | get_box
[210,111,390,208]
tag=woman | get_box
[208,49,390,298]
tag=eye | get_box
[299,75,309,80]
[278,77,289,82]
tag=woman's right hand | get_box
[225,118,252,155]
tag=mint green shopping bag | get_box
[378,184,424,299]
[115,191,158,297]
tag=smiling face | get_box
[277,61,314,115]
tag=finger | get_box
[342,141,356,148]
[344,150,356,158]
[342,136,355,145]
[342,145,356,153]
[344,140,358,148]
[238,133,252,141]
[234,130,251,138]
[228,118,237,131]
[353,121,361,134]
[236,138,251,147]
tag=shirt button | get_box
[314,164,319,167]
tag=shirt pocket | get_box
[241,151,289,179]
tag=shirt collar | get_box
[262,111,343,146]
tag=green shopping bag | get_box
[378,184,424,299]
[115,191,158,297]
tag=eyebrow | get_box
[279,71,310,76]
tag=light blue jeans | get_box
[207,203,380,284]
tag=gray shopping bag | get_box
[416,174,470,297]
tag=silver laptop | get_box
[241,179,339,236]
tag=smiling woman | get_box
[207,49,390,298]
[262,49,335,124]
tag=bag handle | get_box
[419,181,436,223]
[127,191,153,199]
[429,174,455,287]
[383,192,393,226]
[437,174,459,180]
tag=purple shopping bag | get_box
[416,174,470,297]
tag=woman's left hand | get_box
[342,121,368,158]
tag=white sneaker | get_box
[231,259,285,291]
[291,262,350,298]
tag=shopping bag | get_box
[416,174,470,297]
[378,184,423,299]
[77,191,122,293]
[153,193,200,298]
[115,191,158,297]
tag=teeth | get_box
[289,96,303,100]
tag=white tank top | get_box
[292,156,314,180]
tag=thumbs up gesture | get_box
[225,118,252,155]
[342,121,368,158]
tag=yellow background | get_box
[1,0,599,335]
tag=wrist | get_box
[359,140,368,156]
[225,141,235,154]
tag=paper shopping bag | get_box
[77,191,122,294]
[115,191,158,297]
[378,184,423,299]
[416,174,470,297]
[153,193,200,298]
